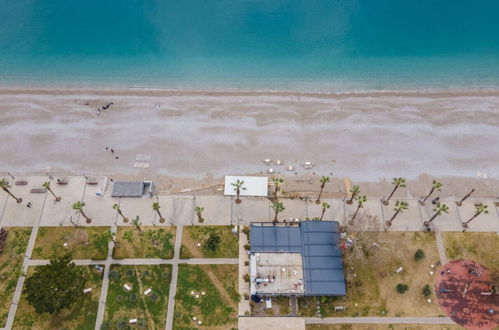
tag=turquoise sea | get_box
[1,0,499,91]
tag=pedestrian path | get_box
[306,316,455,324]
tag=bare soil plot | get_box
[174,264,238,329]
[103,265,171,329]
[299,232,443,317]
[13,265,103,329]
[442,232,499,272]
[180,226,238,259]
[0,227,31,327]
[113,226,176,259]
[251,296,291,316]
[31,226,111,260]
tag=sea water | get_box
[1,0,499,91]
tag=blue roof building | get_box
[249,221,346,296]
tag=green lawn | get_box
[180,226,238,259]
[13,265,103,329]
[0,227,31,327]
[174,264,238,329]
[102,264,171,329]
[443,232,499,272]
[32,226,110,260]
[114,226,176,259]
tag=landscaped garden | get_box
[0,227,31,327]
[13,264,103,329]
[103,264,171,329]
[31,226,111,260]
[114,226,176,259]
[442,232,499,272]
[180,226,238,259]
[299,232,442,317]
[174,264,238,329]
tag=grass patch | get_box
[300,232,442,317]
[103,264,171,329]
[180,226,238,259]
[114,226,176,259]
[32,226,110,260]
[443,232,499,272]
[174,264,238,329]
[251,296,291,316]
[13,265,103,329]
[0,227,31,327]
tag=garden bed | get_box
[32,226,111,260]
[180,226,238,259]
[114,226,176,259]
[103,264,171,329]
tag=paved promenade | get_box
[0,175,498,329]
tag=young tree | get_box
[346,185,360,205]
[152,202,165,223]
[72,201,91,223]
[462,203,488,231]
[232,179,246,204]
[42,181,61,202]
[456,188,475,207]
[131,216,142,233]
[271,177,284,200]
[385,201,409,228]
[123,231,134,244]
[272,201,285,223]
[204,233,221,253]
[0,178,22,203]
[383,177,406,206]
[24,255,86,314]
[112,203,128,223]
[320,202,330,221]
[195,206,204,223]
[419,180,443,206]
[316,176,330,204]
[349,195,367,225]
[424,203,449,228]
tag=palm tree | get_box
[152,202,165,223]
[113,203,128,223]
[316,176,330,204]
[232,179,246,204]
[271,177,284,200]
[123,231,134,244]
[72,201,91,223]
[386,201,409,227]
[424,203,449,228]
[272,201,285,223]
[420,180,443,206]
[346,185,360,205]
[456,189,475,207]
[320,202,330,221]
[462,203,488,231]
[0,178,22,203]
[195,206,204,223]
[131,216,142,232]
[383,177,406,206]
[42,181,61,202]
[349,195,367,225]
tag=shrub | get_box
[244,243,251,250]
[422,284,432,297]
[396,283,409,294]
[204,233,221,253]
[243,273,250,282]
[414,249,425,261]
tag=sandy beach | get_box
[1,87,499,197]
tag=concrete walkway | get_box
[165,225,183,330]
[306,316,456,324]
[434,230,448,264]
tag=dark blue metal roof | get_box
[250,221,346,296]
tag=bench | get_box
[30,188,46,193]
[86,178,99,185]
[15,180,28,186]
